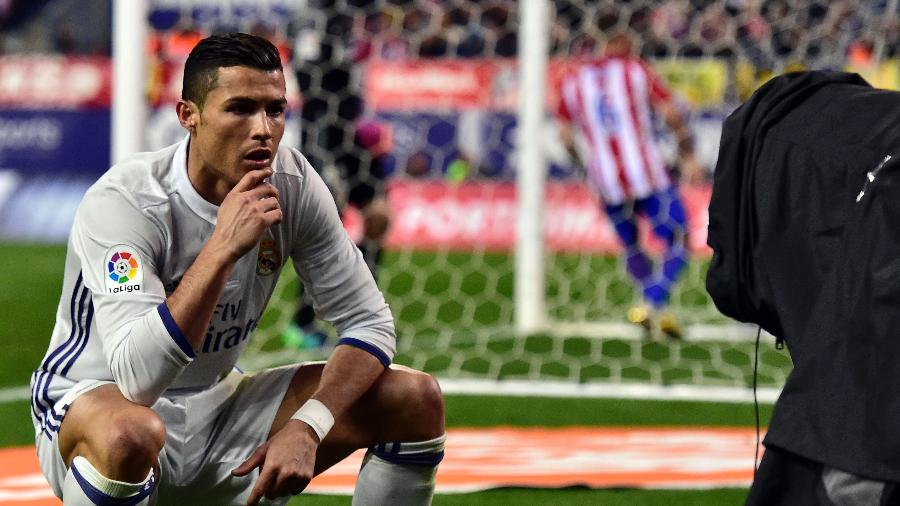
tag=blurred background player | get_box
[287,1,392,349]
[557,31,703,338]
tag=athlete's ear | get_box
[176,100,200,132]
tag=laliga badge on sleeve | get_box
[105,245,143,294]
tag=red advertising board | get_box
[344,180,711,256]
[364,59,502,110]
[364,58,581,111]
[0,56,111,109]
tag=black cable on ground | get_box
[753,325,762,480]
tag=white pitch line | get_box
[0,386,30,404]
[437,378,783,404]
[0,380,781,405]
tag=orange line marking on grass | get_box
[0,427,761,503]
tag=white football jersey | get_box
[30,137,395,438]
[558,56,673,205]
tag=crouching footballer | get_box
[29,32,445,505]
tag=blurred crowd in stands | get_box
[0,0,895,184]
[314,0,898,71]
[0,0,110,55]
[0,0,896,72]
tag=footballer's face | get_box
[180,65,286,202]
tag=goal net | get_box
[140,0,897,399]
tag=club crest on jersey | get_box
[105,246,143,294]
[256,238,281,276]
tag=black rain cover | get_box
[707,71,900,480]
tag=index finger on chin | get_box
[234,167,273,193]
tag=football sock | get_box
[62,456,155,505]
[625,247,654,285]
[648,187,689,308]
[352,434,446,506]
[606,203,656,297]
[643,281,669,309]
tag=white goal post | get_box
[112,0,148,164]
[515,0,550,336]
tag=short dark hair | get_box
[182,32,282,109]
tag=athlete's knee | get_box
[416,371,444,415]
[63,415,160,505]
[103,407,166,469]
[393,369,444,435]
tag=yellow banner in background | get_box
[653,58,900,106]
[846,60,900,91]
[652,59,728,108]
[735,59,900,101]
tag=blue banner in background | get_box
[0,110,110,176]
[375,111,571,181]
[373,110,725,182]
[0,109,109,243]
[0,171,94,243]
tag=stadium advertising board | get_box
[0,56,111,173]
[341,180,711,256]
[365,58,732,110]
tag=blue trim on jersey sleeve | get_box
[156,303,195,359]
[336,338,391,368]
[71,463,156,505]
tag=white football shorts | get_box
[34,364,302,505]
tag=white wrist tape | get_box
[290,399,335,441]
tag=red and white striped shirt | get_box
[558,56,673,205]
